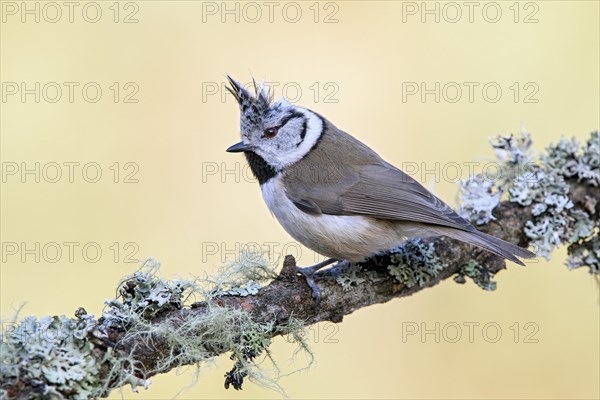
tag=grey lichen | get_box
[489,127,535,189]
[207,249,278,298]
[387,239,445,287]
[507,133,598,264]
[459,128,535,225]
[459,129,599,274]
[458,175,501,225]
[0,260,189,399]
[454,260,497,291]
[565,209,595,243]
[3,131,598,397]
[1,254,311,398]
[541,133,599,186]
[0,313,103,399]
[223,314,314,392]
[102,258,196,329]
[567,236,600,274]
[491,128,533,164]
[101,253,309,394]
[335,263,365,291]
[218,280,263,297]
[513,170,574,259]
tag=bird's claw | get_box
[296,266,322,305]
[294,258,338,306]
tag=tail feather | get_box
[446,229,536,266]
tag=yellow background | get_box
[1,1,599,399]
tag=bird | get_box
[224,75,536,303]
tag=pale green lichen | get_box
[491,128,533,165]
[458,175,501,225]
[581,131,600,185]
[459,128,534,224]
[541,133,599,186]
[206,249,278,298]
[511,169,574,259]
[335,263,365,291]
[387,240,444,287]
[458,129,598,275]
[100,253,310,394]
[2,254,311,398]
[508,134,598,262]
[567,236,600,274]
[565,209,595,243]
[454,260,497,291]
[489,127,535,189]
[102,258,196,329]
[218,279,263,297]
[117,302,280,392]
[0,314,103,399]
[3,131,598,397]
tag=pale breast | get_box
[260,177,404,261]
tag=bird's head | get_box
[225,75,324,172]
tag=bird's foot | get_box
[296,258,338,306]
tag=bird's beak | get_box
[226,142,252,153]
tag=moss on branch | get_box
[1,131,598,399]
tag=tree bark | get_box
[2,179,598,399]
[103,179,599,388]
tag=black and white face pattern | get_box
[227,76,324,181]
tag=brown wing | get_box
[282,123,475,232]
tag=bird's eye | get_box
[264,127,278,138]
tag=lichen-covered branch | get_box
[1,131,598,399]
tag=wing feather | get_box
[329,163,474,231]
[282,122,475,232]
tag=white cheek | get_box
[271,109,323,170]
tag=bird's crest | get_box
[226,75,272,113]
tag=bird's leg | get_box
[296,258,338,305]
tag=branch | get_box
[107,179,600,385]
[1,132,598,399]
